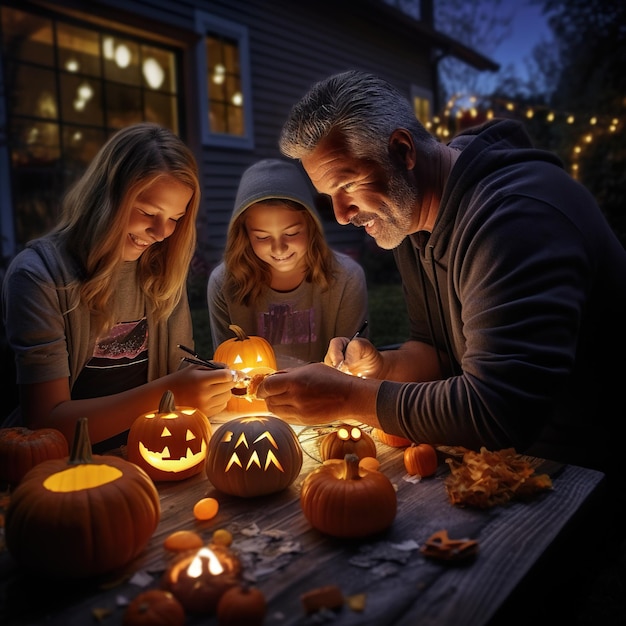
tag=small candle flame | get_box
[187,547,224,577]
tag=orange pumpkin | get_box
[127,390,211,482]
[216,583,267,626]
[213,325,277,413]
[300,453,397,537]
[0,426,69,487]
[372,428,412,448]
[4,418,160,579]
[404,443,438,477]
[123,589,185,626]
[206,415,302,497]
[319,424,377,461]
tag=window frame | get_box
[194,10,254,149]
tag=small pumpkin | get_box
[5,417,160,579]
[216,583,267,626]
[162,543,242,615]
[0,426,69,487]
[206,414,302,497]
[127,390,211,482]
[319,423,377,461]
[214,324,277,413]
[300,453,397,537]
[123,589,185,626]
[372,428,412,448]
[404,443,438,477]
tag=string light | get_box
[428,94,623,179]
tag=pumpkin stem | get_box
[228,324,248,342]
[343,453,361,480]
[69,417,93,464]
[159,390,176,413]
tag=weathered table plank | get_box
[0,422,605,626]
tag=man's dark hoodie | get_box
[377,119,626,477]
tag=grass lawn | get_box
[192,281,409,358]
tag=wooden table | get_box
[0,418,607,626]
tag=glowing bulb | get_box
[77,82,93,101]
[65,58,79,72]
[115,44,131,68]
[143,57,164,89]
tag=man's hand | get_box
[256,362,381,426]
[324,337,384,378]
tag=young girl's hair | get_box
[52,123,200,331]
[223,198,336,307]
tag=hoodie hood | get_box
[230,158,324,233]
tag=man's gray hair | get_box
[279,69,437,164]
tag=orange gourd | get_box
[300,453,397,537]
[372,428,412,448]
[0,426,69,487]
[123,589,185,626]
[404,443,438,477]
[127,390,211,481]
[206,414,302,497]
[319,423,377,461]
[213,325,277,413]
[5,417,160,579]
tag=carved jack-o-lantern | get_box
[213,325,277,414]
[127,390,211,482]
[162,543,242,615]
[320,424,377,461]
[205,415,302,497]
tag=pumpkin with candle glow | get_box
[319,423,377,461]
[0,426,69,487]
[205,414,302,497]
[213,324,277,413]
[127,390,211,482]
[162,542,242,615]
[4,418,160,579]
[300,453,397,537]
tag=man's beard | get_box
[372,168,418,250]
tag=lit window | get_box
[411,85,433,125]
[0,5,180,249]
[195,11,254,149]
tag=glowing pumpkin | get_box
[205,415,302,497]
[127,390,211,482]
[319,424,377,461]
[4,417,160,579]
[162,543,242,615]
[213,325,277,413]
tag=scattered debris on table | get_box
[420,529,479,562]
[444,447,553,508]
[232,522,302,581]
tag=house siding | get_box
[0,0,435,271]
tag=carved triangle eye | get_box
[161,427,172,438]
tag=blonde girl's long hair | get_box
[52,123,200,332]
[224,199,336,307]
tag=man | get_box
[257,69,626,478]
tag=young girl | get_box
[2,123,233,451]
[207,158,368,367]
